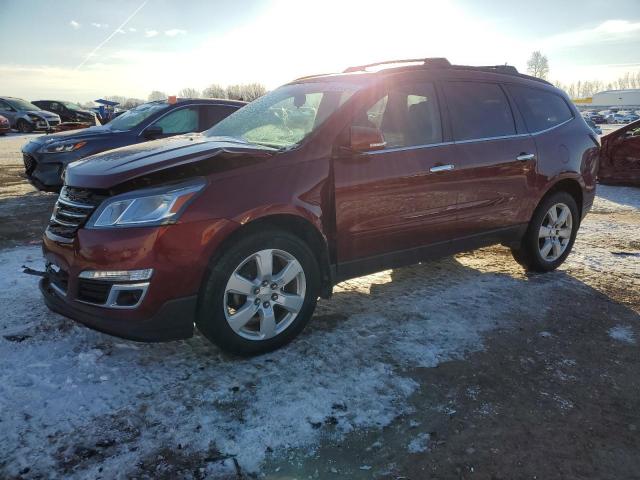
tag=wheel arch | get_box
[539,177,584,219]
[207,212,333,299]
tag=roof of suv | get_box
[292,57,555,90]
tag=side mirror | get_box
[349,126,386,152]
[144,125,163,139]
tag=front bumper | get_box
[40,217,238,342]
[22,142,85,191]
[41,278,196,341]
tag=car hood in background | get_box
[27,110,60,119]
[65,134,276,189]
[28,125,114,146]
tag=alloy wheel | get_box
[538,203,573,262]
[223,249,306,341]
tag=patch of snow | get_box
[608,325,636,344]
[407,433,430,453]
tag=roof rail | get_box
[343,57,451,73]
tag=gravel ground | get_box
[0,131,638,479]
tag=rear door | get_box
[333,79,460,265]
[441,81,537,238]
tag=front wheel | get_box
[196,230,320,356]
[17,119,33,133]
[511,191,579,272]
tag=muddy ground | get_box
[0,132,638,479]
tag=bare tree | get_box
[104,95,127,106]
[148,90,167,101]
[122,98,144,109]
[202,84,227,99]
[527,51,550,80]
[178,87,200,99]
[242,83,267,101]
[226,83,268,101]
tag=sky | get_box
[0,0,639,103]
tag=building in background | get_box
[574,89,640,108]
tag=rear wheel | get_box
[196,230,320,356]
[511,191,579,272]
[17,119,33,133]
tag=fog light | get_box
[79,269,153,282]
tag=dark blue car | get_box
[22,98,246,191]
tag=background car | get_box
[620,113,639,124]
[585,118,602,135]
[21,98,246,191]
[606,113,626,124]
[589,113,605,124]
[32,100,97,124]
[0,96,61,132]
[599,119,640,186]
[0,114,10,135]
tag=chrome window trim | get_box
[361,117,574,155]
[364,141,454,155]
[529,117,574,136]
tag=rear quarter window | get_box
[509,85,573,133]
[442,82,515,141]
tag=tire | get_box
[17,119,33,133]
[511,191,579,272]
[196,229,320,356]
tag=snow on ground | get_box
[0,185,638,478]
[608,325,637,344]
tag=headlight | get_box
[45,141,87,153]
[87,179,206,228]
[27,113,43,122]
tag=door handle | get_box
[430,164,454,173]
[516,152,536,161]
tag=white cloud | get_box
[145,29,159,38]
[116,29,126,34]
[69,20,80,29]
[164,29,187,37]
[91,22,109,28]
[542,19,640,50]
[128,27,137,32]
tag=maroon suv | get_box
[40,58,598,355]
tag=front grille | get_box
[46,186,106,241]
[48,120,60,126]
[78,279,112,304]
[23,154,36,176]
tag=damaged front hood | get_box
[64,134,276,189]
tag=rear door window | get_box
[443,82,515,141]
[355,82,442,148]
[508,85,573,132]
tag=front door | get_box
[333,80,459,270]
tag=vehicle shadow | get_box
[307,249,637,340]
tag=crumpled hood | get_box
[65,134,276,189]
[28,110,59,119]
